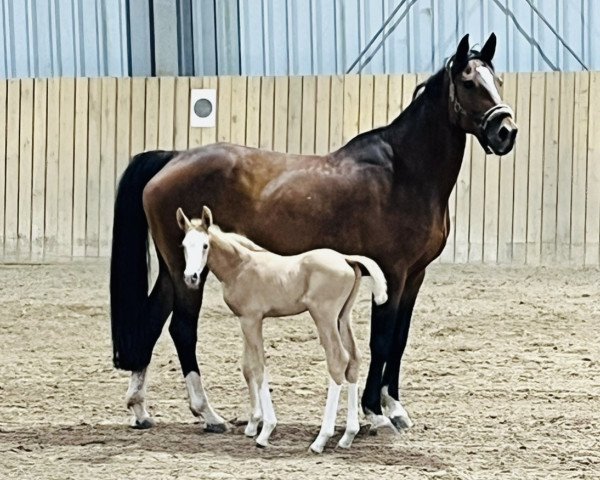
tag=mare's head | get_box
[176,206,213,289]
[445,33,517,155]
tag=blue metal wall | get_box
[1,0,598,78]
[0,0,129,78]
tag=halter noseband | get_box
[446,59,515,154]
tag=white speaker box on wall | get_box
[190,89,216,128]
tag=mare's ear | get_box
[176,207,191,232]
[201,206,213,228]
[452,34,470,74]
[480,32,497,64]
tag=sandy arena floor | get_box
[0,261,598,479]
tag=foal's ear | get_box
[480,32,497,64]
[201,206,213,228]
[176,207,192,232]
[453,34,470,73]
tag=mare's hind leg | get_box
[337,311,361,449]
[125,259,173,428]
[308,307,350,454]
[170,272,226,432]
[126,368,154,428]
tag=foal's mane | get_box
[209,225,266,252]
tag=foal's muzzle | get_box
[479,105,518,156]
[184,271,201,289]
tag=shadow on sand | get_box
[0,421,447,468]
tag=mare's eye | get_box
[463,80,475,90]
[203,244,208,250]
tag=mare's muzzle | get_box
[478,104,518,156]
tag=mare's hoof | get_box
[256,440,268,448]
[132,418,156,429]
[390,415,413,430]
[366,414,399,435]
[205,422,228,433]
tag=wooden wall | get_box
[0,72,599,264]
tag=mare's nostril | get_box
[498,126,509,141]
[191,273,199,282]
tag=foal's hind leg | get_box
[308,307,350,453]
[170,275,226,432]
[337,311,361,449]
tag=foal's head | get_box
[176,206,213,289]
[445,33,518,155]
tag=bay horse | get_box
[176,206,387,452]
[110,34,517,432]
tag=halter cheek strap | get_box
[446,61,467,116]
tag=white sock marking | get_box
[381,385,413,428]
[185,371,225,426]
[244,379,263,437]
[126,368,152,425]
[256,374,277,446]
[310,378,342,453]
[338,383,360,449]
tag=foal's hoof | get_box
[244,423,259,437]
[390,415,413,430]
[256,439,269,448]
[205,422,228,433]
[132,418,156,429]
[309,441,325,454]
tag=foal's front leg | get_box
[242,336,262,437]
[239,316,276,447]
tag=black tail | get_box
[110,150,175,371]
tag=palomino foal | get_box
[177,206,388,453]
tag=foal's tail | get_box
[110,150,175,371]
[344,255,388,305]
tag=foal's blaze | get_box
[110,34,516,433]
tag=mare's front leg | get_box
[170,273,227,432]
[381,270,425,430]
[361,273,404,432]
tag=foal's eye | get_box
[463,80,475,90]
[203,244,208,250]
